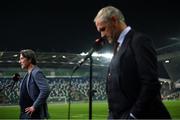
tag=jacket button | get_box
[108,73,111,80]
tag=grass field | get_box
[0,100,180,119]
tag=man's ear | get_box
[28,58,32,64]
[111,16,118,23]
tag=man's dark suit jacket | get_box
[19,66,50,119]
[107,29,171,119]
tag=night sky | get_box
[0,0,180,53]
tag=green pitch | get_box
[0,100,180,119]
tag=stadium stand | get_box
[0,76,107,104]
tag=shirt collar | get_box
[117,26,131,46]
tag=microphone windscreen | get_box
[12,73,20,82]
[94,37,106,51]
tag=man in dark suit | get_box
[19,49,50,119]
[94,6,171,119]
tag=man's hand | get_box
[25,106,35,116]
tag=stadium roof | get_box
[1,41,180,68]
[1,41,180,81]
[0,51,111,69]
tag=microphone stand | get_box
[71,55,94,120]
[71,37,105,119]
[67,72,73,120]
[89,56,93,120]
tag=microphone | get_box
[12,73,20,82]
[10,73,20,91]
[73,37,106,73]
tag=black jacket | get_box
[107,29,171,119]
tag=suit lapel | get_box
[26,66,37,95]
[26,72,31,95]
[20,73,28,92]
[116,30,134,58]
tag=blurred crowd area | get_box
[0,77,106,104]
[1,77,180,105]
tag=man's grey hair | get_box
[20,49,37,65]
[94,6,125,23]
